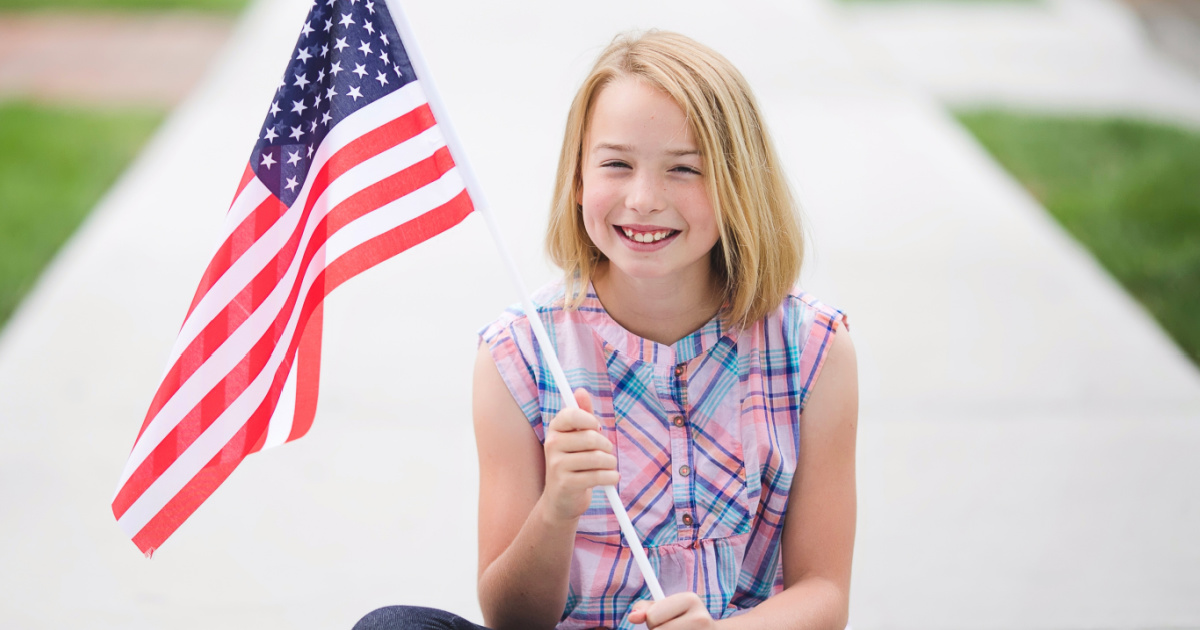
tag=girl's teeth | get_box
[622,228,672,243]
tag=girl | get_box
[357,30,856,630]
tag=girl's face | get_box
[579,78,719,288]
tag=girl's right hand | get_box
[541,389,619,524]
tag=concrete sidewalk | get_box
[839,0,1200,127]
[1,0,1198,628]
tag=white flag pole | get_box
[384,0,666,602]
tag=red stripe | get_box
[231,163,256,207]
[135,106,438,442]
[114,146,458,519]
[288,302,323,442]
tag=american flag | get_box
[112,0,474,555]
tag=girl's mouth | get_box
[617,226,680,245]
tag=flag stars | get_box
[291,99,308,115]
[294,73,311,90]
[264,126,279,142]
[363,21,375,35]
[307,144,315,158]
[365,0,375,13]
[325,85,338,99]
[287,150,302,166]
[310,119,319,132]
[316,68,326,83]
[352,62,368,78]
[321,111,332,125]
[290,125,305,140]
[347,85,363,101]
[339,13,354,27]
[358,40,372,56]
[330,61,343,76]
[381,33,389,46]
[261,152,277,169]
[393,63,402,77]
[300,21,314,37]
[375,70,388,86]
[320,43,329,57]
[323,19,332,33]
[380,51,389,64]
[269,100,281,116]
[297,47,312,63]
[284,176,299,192]
[334,37,348,52]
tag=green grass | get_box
[0,0,247,11]
[0,101,164,329]
[958,110,1200,366]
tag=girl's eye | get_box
[601,161,631,169]
[672,166,702,175]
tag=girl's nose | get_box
[626,171,665,214]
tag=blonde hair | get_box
[546,30,804,328]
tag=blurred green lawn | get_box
[0,102,164,328]
[0,0,247,11]
[959,110,1200,367]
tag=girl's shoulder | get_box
[777,289,849,336]
[766,288,849,412]
[478,279,568,342]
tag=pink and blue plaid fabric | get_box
[479,282,847,629]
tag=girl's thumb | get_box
[573,388,593,414]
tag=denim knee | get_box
[352,605,485,630]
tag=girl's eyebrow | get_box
[592,142,700,157]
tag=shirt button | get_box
[672,416,685,428]
[679,465,691,477]
[674,364,685,377]
[681,512,694,526]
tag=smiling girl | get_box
[355,30,856,630]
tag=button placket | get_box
[669,361,696,535]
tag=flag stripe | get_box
[115,1,480,553]
[114,156,466,521]
[184,190,284,322]
[125,136,452,488]
[126,104,442,462]
[164,93,435,375]
[118,177,470,542]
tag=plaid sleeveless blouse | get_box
[479,282,847,629]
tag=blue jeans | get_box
[352,606,492,630]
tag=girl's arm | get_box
[629,330,858,630]
[473,345,619,630]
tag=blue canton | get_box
[251,0,417,206]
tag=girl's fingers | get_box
[551,451,616,474]
[573,388,594,414]
[548,408,602,433]
[548,428,614,454]
[636,593,709,629]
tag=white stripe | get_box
[118,167,467,536]
[117,125,452,489]
[224,178,272,230]
[164,81,431,369]
[262,356,297,450]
